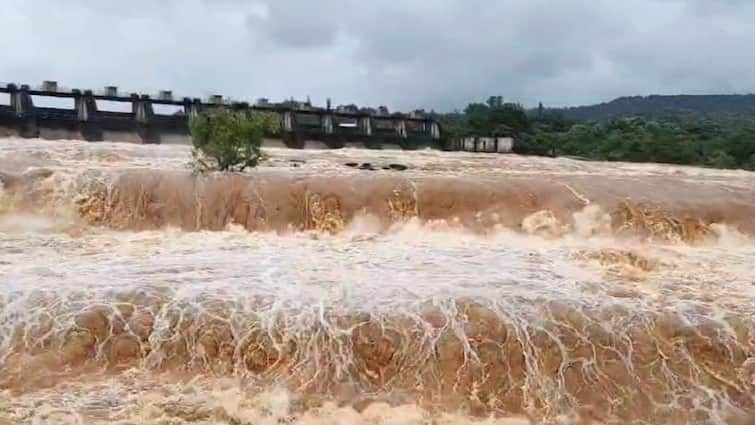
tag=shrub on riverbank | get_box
[189,109,280,172]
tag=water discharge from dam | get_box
[0,138,754,424]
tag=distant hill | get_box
[548,94,755,122]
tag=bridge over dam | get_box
[0,81,442,150]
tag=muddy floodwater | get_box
[0,138,754,425]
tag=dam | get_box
[0,81,442,149]
[1,137,755,424]
[1,81,754,424]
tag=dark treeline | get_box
[551,94,755,122]
[437,95,755,170]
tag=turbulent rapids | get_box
[0,138,754,425]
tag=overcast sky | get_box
[2,0,754,111]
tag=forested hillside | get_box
[437,96,755,170]
[549,94,755,123]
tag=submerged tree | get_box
[189,108,280,172]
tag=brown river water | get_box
[0,138,754,424]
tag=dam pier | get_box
[0,81,442,149]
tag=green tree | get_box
[189,109,280,172]
[742,154,755,170]
[438,113,467,150]
[440,95,755,171]
[707,150,738,169]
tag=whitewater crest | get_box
[0,139,755,424]
[0,165,744,243]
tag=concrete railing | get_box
[0,81,442,148]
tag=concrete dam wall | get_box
[0,82,442,150]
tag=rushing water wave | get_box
[0,138,754,425]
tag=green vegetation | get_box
[437,96,533,151]
[550,94,755,123]
[438,95,755,171]
[189,109,280,172]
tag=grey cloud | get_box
[1,0,754,111]
[248,2,342,49]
